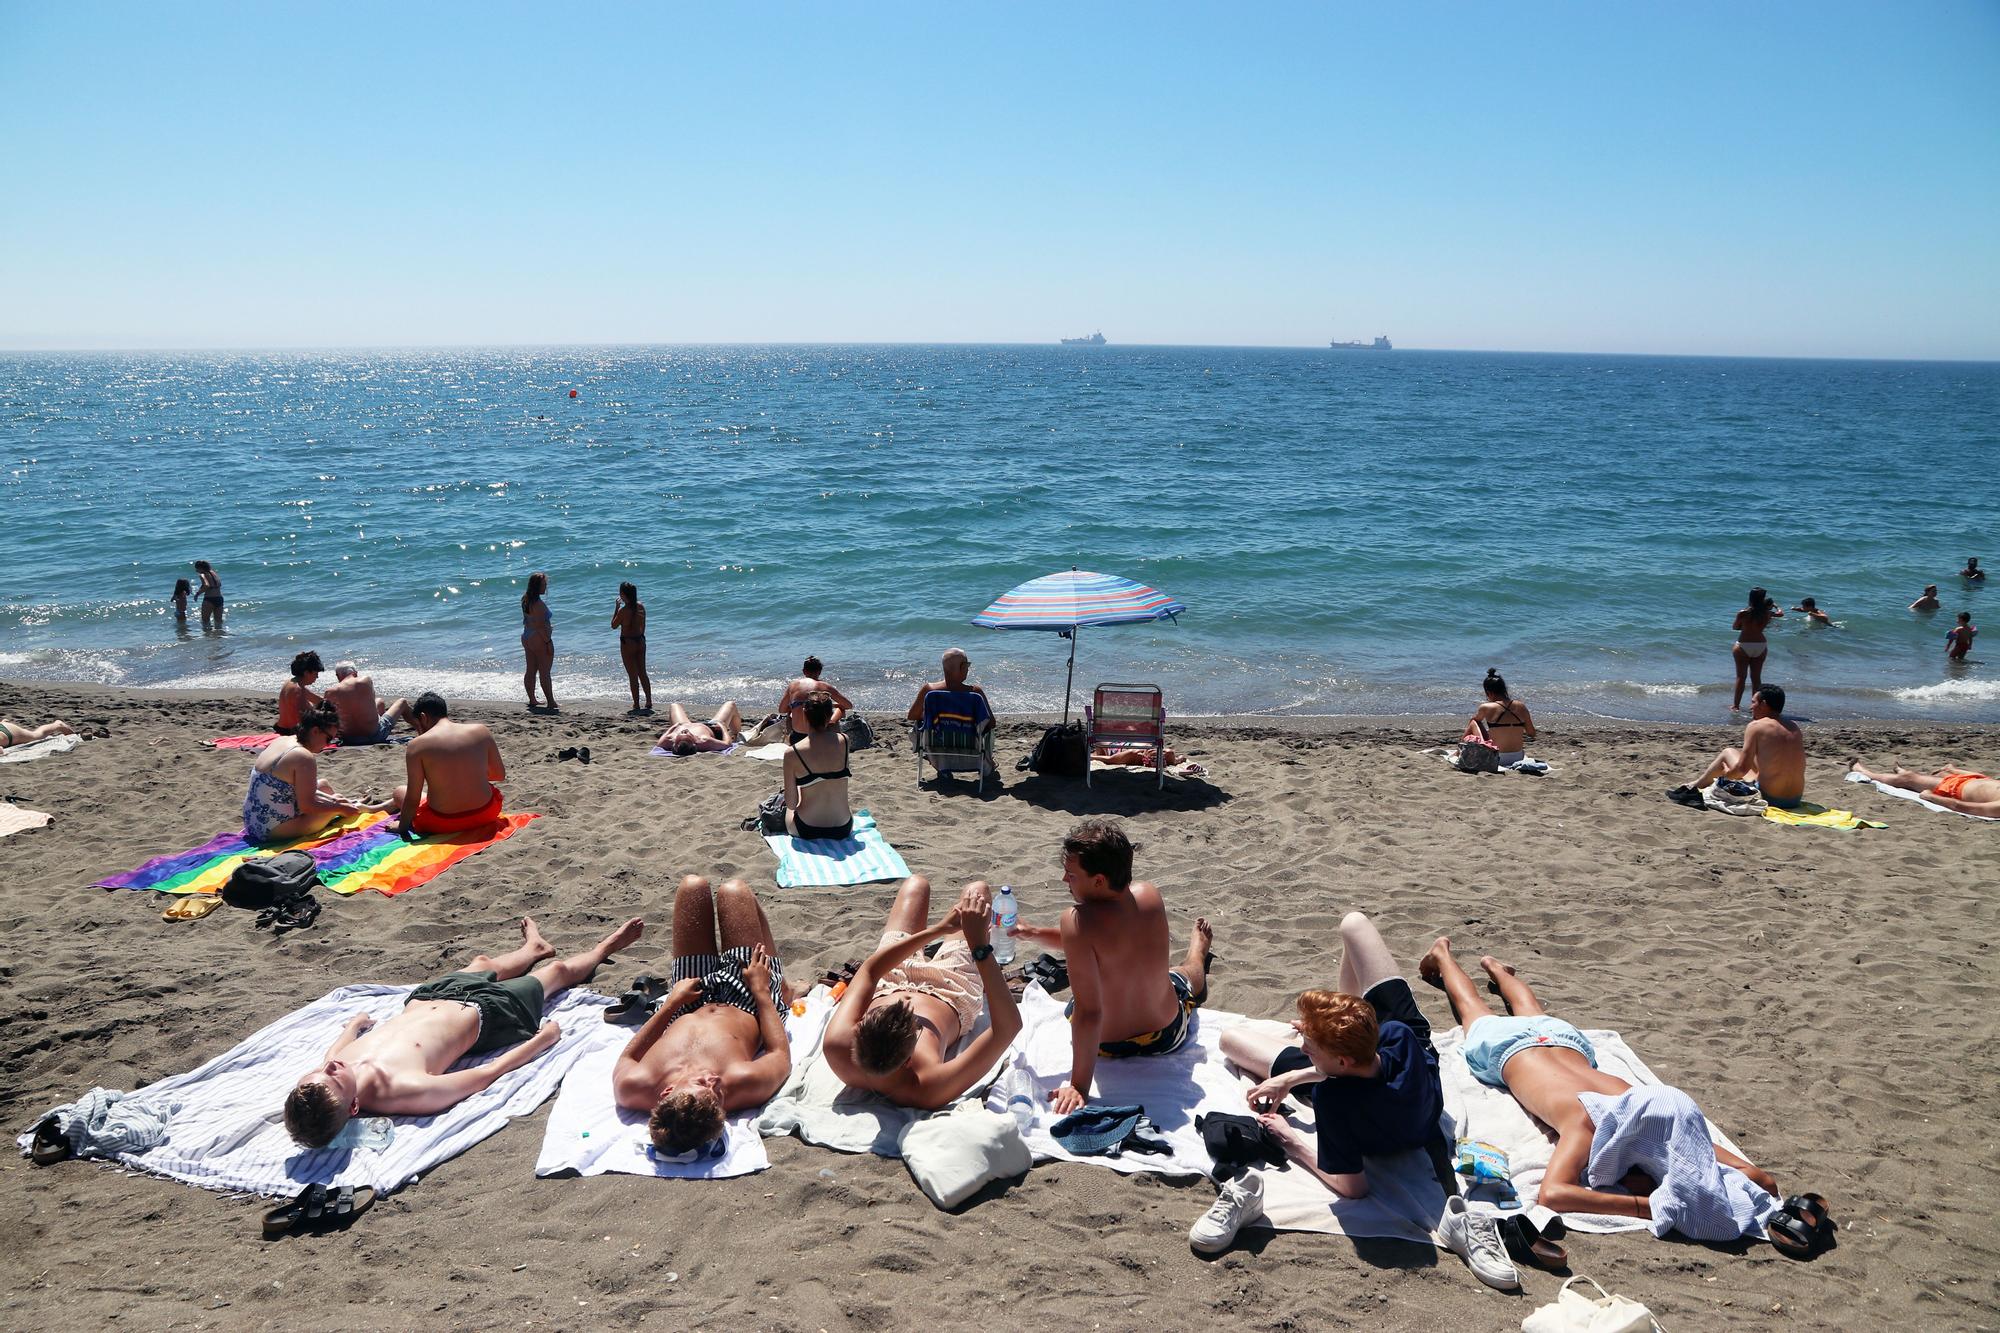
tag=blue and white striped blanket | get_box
[762,809,910,888]
[16,983,607,1197]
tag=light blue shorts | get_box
[1463,1015,1597,1088]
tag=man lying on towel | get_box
[1009,820,1214,1115]
[824,876,1023,1109]
[614,876,794,1155]
[1667,683,1805,810]
[1849,759,2000,816]
[1419,937,1835,1258]
[390,692,507,837]
[284,916,643,1147]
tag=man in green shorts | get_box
[284,915,643,1147]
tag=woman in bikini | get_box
[656,701,744,755]
[1467,667,1536,765]
[783,691,854,841]
[610,581,652,714]
[193,559,224,632]
[0,718,77,753]
[1730,587,1782,712]
[520,571,556,711]
[171,578,192,627]
[242,705,389,843]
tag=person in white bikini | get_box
[1730,587,1782,711]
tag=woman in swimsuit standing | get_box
[783,691,854,841]
[520,571,556,711]
[1467,668,1536,765]
[1730,586,1782,712]
[193,559,224,633]
[610,581,652,714]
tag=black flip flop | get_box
[29,1115,71,1166]
[1024,953,1070,994]
[1499,1213,1569,1270]
[555,747,578,761]
[605,990,658,1025]
[1768,1193,1835,1259]
[577,747,591,764]
[263,1183,377,1239]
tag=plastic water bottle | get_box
[992,885,1018,965]
[1006,1094,1036,1134]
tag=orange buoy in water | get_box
[568,389,578,398]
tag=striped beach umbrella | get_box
[972,568,1185,722]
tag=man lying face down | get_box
[285,916,641,1146]
[613,876,793,1155]
[823,876,1023,1110]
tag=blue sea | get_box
[4,346,1997,722]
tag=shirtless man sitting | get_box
[778,656,852,740]
[1009,820,1213,1115]
[656,701,744,756]
[1849,759,2000,817]
[824,876,1022,1110]
[1668,683,1805,810]
[905,647,990,722]
[614,876,793,1154]
[324,661,413,745]
[1419,938,1832,1258]
[0,717,76,752]
[284,915,642,1147]
[390,692,506,837]
[276,652,326,735]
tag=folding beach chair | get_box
[915,689,997,793]
[1084,683,1168,788]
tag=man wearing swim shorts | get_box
[324,661,413,745]
[824,876,1023,1110]
[1849,759,2000,817]
[1008,820,1213,1115]
[284,915,642,1147]
[390,692,507,837]
[1668,683,1805,810]
[1417,937,1830,1256]
[614,876,794,1154]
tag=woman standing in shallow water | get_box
[193,559,224,632]
[521,571,556,711]
[611,581,652,713]
[1730,586,1782,711]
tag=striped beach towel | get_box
[761,809,910,888]
[13,983,606,1197]
[94,810,538,897]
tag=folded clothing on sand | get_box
[537,990,835,1181]
[762,809,911,888]
[14,984,604,1196]
[94,810,539,898]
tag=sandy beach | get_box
[1,678,1996,1331]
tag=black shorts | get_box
[1270,978,1431,1090]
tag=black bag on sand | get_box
[741,790,788,835]
[223,850,321,910]
[1019,722,1088,777]
[839,713,877,751]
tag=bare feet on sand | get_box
[520,916,555,962]
[1418,937,1453,988]
[603,916,645,956]
[1187,916,1214,968]
[1479,955,1516,981]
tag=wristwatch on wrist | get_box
[970,943,994,962]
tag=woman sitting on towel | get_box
[244,705,389,842]
[1467,668,1536,765]
[783,691,853,841]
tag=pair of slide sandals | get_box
[1767,1192,1836,1259]
[1499,1212,1569,1270]
[554,746,592,764]
[261,1183,377,1238]
[606,973,670,1024]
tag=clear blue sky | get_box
[2,1,1995,357]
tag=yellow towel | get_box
[1763,802,1883,830]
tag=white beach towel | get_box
[0,802,53,838]
[762,809,911,887]
[0,733,82,764]
[649,742,741,758]
[1436,1025,1751,1234]
[743,742,790,763]
[14,984,605,1197]
[536,988,835,1180]
[1844,769,1999,820]
[984,988,1445,1245]
[757,999,1007,1157]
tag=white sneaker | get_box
[1436,1195,1521,1290]
[1189,1172,1265,1253]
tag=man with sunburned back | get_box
[284,916,642,1146]
[614,876,793,1154]
[824,876,1023,1109]
[1668,683,1805,810]
[390,692,506,837]
[1009,820,1214,1115]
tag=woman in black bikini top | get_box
[784,691,853,840]
[1468,668,1536,762]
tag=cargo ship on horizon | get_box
[1330,335,1393,350]
[1060,331,1107,346]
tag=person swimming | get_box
[1790,597,1834,627]
[1946,611,1977,660]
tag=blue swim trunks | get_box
[1462,1015,1597,1088]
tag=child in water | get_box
[171,578,192,623]
[1791,597,1834,627]
[1946,612,1977,660]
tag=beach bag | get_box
[1020,722,1088,777]
[1455,726,1502,774]
[222,850,321,909]
[754,790,788,835]
[839,712,877,751]
[1520,1275,1662,1333]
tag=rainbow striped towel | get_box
[95,810,538,897]
[761,810,910,888]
